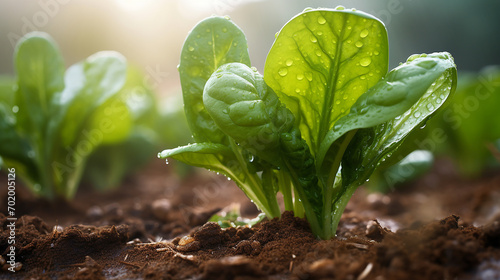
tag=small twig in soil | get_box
[173,253,196,262]
[118,261,141,269]
[357,263,373,280]
[346,242,369,250]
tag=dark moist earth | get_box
[1,159,500,279]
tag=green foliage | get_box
[410,66,500,176]
[159,7,457,239]
[0,32,158,199]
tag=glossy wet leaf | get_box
[264,8,388,155]
[159,142,278,217]
[203,62,294,167]
[318,52,456,168]
[179,16,251,144]
[341,52,457,187]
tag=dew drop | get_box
[317,31,323,36]
[355,41,363,48]
[305,72,313,81]
[426,103,435,111]
[188,46,195,52]
[165,159,169,165]
[222,108,229,114]
[207,41,213,46]
[317,16,326,25]
[12,105,19,113]
[28,150,35,158]
[335,6,345,10]
[310,35,317,43]
[286,59,293,66]
[222,27,228,33]
[360,29,369,38]
[296,74,304,80]
[295,88,301,93]
[359,57,371,67]
[414,112,422,118]
[374,51,380,56]
[278,68,288,76]
[315,50,322,57]
[335,100,341,105]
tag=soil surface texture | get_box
[1,159,500,279]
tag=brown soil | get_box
[1,159,500,279]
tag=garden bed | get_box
[1,159,500,279]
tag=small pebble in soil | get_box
[86,205,103,219]
[103,203,123,217]
[307,259,336,278]
[177,236,201,252]
[151,198,172,221]
[53,225,64,233]
[365,220,386,242]
[2,262,22,272]
[203,256,261,279]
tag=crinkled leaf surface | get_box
[264,8,388,155]
[203,62,294,166]
[341,52,457,187]
[179,16,251,144]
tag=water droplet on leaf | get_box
[278,68,288,76]
[305,72,313,81]
[317,16,326,24]
[359,57,371,67]
[360,29,369,38]
[286,59,293,66]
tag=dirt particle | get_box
[177,240,201,252]
[481,220,500,247]
[365,220,387,242]
[193,222,224,248]
[202,256,262,279]
[86,206,103,220]
[151,198,172,221]
[103,203,123,217]
[307,258,336,278]
[235,240,261,255]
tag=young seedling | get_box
[159,7,457,239]
[0,32,157,199]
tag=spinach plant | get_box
[159,7,457,239]
[0,32,156,199]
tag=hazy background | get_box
[1,0,499,96]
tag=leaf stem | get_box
[277,170,293,211]
[228,138,280,218]
[321,130,357,239]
